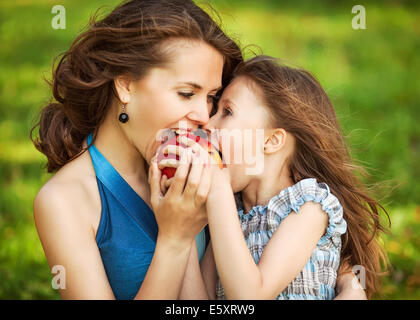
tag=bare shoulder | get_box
[34,149,101,237]
[33,150,115,299]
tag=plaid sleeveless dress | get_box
[215,178,347,300]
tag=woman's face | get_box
[203,76,271,192]
[118,39,224,163]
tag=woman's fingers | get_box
[166,147,193,197]
[157,137,213,206]
[165,177,174,188]
[160,174,168,194]
[183,152,205,202]
[195,162,212,208]
[149,159,163,208]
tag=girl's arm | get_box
[200,242,217,300]
[178,240,212,300]
[178,240,217,300]
[206,171,328,300]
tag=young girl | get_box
[153,56,389,299]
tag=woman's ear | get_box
[263,128,287,154]
[114,76,132,104]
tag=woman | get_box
[32,0,241,300]
[32,0,361,299]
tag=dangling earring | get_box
[119,103,129,123]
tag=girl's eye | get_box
[223,107,232,117]
[178,92,194,99]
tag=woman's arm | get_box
[34,182,195,300]
[140,150,211,299]
[34,151,208,299]
[206,171,328,300]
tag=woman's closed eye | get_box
[178,92,218,103]
[178,91,194,99]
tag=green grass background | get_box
[0,0,418,299]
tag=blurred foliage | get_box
[0,0,418,299]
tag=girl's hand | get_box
[148,147,212,244]
[334,262,367,300]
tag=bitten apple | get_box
[157,129,223,179]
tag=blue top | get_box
[87,132,207,300]
[215,178,347,300]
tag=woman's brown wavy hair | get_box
[233,56,390,298]
[31,0,243,173]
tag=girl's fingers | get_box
[183,152,205,201]
[158,137,212,170]
[158,141,200,169]
[178,135,218,166]
[160,144,187,158]
[177,136,205,155]
[158,158,180,169]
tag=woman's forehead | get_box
[163,39,224,89]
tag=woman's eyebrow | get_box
[211,85,223,93]
[179,82,222,93]
[180,82,202,89]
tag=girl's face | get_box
[203,76,272,192]
[117,39,224,163]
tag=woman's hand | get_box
[148,146,212,245]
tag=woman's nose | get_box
[187,99,210,126]
[202,116,215,133]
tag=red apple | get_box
[157,129,223,179]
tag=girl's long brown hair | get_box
[233,56,390,298]
[31,0,243,173]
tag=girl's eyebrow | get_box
[219,98,237,108]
